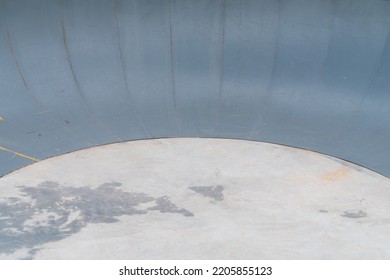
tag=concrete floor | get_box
[0,138,390,259]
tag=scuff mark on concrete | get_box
[341,210,367,219]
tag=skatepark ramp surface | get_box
[1,0,390,177]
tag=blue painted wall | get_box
[1,0,389,177]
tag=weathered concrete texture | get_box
[0,138,390,259]
[1,0,390,177]
[0,181,193,259]
[189,185,224,201]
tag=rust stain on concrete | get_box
[321,166,351,182]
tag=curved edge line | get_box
[61,15,122,142]
[168,0,182,133]
[215,0,227,129]
[249,0,282,137]
[61,17,89,105]
[1,137,389,180]
[6,26,29,90]
[5,18,86,141]
[113,0,152,138]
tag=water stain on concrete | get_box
[148,197,193,217]
[189,185,224,201]
[341,210,367,219]
[0,181,193,259]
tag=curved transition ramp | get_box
[0,0,390,177]
[1,0,390,177]
[1,0,390,260]
[1,138,390,259]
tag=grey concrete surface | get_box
[1,138,390,259]
[0,0,390,177]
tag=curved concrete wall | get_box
[0,0,390,177]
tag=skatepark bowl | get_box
[0,0,390,259]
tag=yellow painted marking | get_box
[0,116,3,121]
[0,146,40,162]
